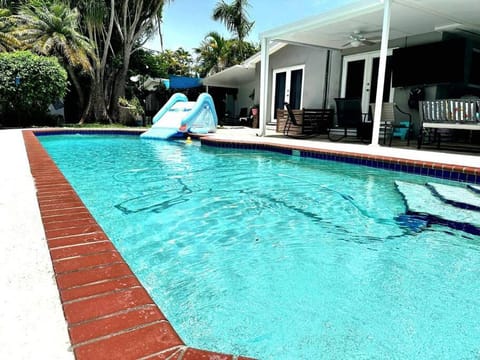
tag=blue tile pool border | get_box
[200,137,480,184]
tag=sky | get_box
[145,0,356,53]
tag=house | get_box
[203,0,480,145]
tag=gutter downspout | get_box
[258,37,270,137]
[370,0,391,147]
[322,50,331,109]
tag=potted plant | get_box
[251,104,259,128]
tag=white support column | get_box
[370,0,391,147]
[258,36,270,136]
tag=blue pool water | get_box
[40,135,480,359]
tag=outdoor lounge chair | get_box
[329,98,372,142]
[237,107,249,124]
[370,102,412,146]
[283,102,333,138]
[223,107,249,125]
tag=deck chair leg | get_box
[417,128,423,149]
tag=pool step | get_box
[467,184,480,194]
[395,180,480,235]
[426,182,480,211]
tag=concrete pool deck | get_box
[0,129,73,359]
[1,127,480,359]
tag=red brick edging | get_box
[22,130,254,360]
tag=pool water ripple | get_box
[40,135,480,360]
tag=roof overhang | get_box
[202,65,256,88]
[260,0,480,49]
[202,43,286,88]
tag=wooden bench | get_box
[276,107,333,137]
[418,99,480,148]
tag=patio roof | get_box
[260,0,480,49]
[205,0,480,89]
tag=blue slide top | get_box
[152,92,188,124]
[141,92,218,140]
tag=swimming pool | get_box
[39,134,480,359]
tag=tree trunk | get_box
[109,44,131,122]
[78,0,115,125]
[66,65,85,112]
[91,76,111,123]
[77,92,91,125]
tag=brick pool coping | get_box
[23,128,480,360]
[23,129,254,360]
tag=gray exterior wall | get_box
[234,32,473,133]
[243,44,343,123]
[237,80,256,113]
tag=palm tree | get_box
[194,31,230,76]
[0,8,21,52]
[14,1,95,70]
[13,0,96,120]
[159,47,194,76]
[212,0,254,59]
[0,0,25,12]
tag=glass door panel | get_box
[341,51,393,113]
[272,65,304,122]
[273,72,286,120]
[345,60,365,99]
[369,56,393,104]
[289,69,303,109]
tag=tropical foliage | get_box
[0,50,67,126]
[212,0,254,60]
[159,47,194,76]
[0,8,20,51]
[194,31,256,77]
[0,0,258,125]
[12,0,95,123]
[129,48,168,79]
[13,0,94,72]
[195,31,229,77]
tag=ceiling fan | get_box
[342,30,381,47]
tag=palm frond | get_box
[13,0,97,72]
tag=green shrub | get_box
[0,51,68,127]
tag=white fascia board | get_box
[202,65,255,87]
[242,42,288,67]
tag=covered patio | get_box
[255,0,480,149]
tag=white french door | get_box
[271,65,305,123]
[341,51,394,114]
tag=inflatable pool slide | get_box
[141,93,218,140]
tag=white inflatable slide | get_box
[141,93,218,140]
